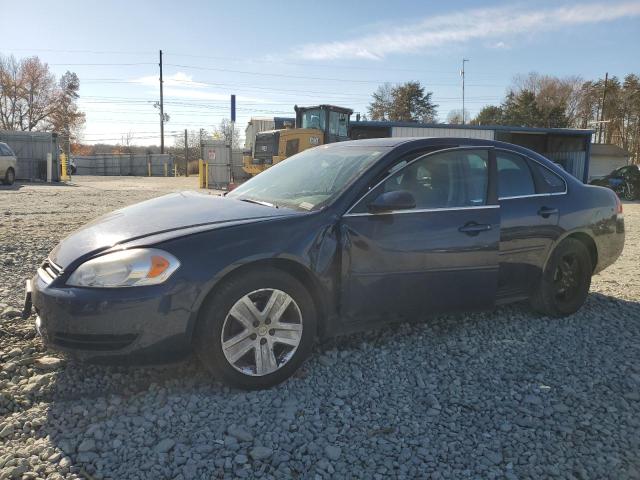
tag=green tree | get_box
[368,83,393,121]
[368,81,438,123]
[471,105,503,125]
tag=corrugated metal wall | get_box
[391,126,495,140]
[544,151,586,180]
[0,131,59,181]
[203,143,248,188]
[74,154,174,176]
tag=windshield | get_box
[228,145,389,211]
[300,109,325,130]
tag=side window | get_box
[352,149,489,212]
[532,163,566,193]
[496,152,535,198]
[0,144,9,156]
[328,111,349,137]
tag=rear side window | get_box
[532,163,566,193]
[497,152,535,198]
[352,148,489,212]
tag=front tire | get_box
[2,167,15,185]
[194,268,317,389]
[530,238,592,317]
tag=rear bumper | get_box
[30,272,194,364]
[593,215,625,274]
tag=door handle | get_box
[458,222,492,236]
[537,206,558,218]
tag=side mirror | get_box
[368,190,416,213]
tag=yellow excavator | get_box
[243,104,353,176]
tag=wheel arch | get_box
[566,232,598,272]
[189,257,330,343]
[545,230,598,274]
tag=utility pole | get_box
[159,50,165,154]
[598,72,609,144]
[461,58,469,125]
[184,129,188,177]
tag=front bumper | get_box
[29,271,195,364]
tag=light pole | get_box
[461,58,469,125]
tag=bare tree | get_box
[51,71,86,151]
[212,119,240,148]
[446,109,469,125]
[368,83,394,121]
[0,54,84,134]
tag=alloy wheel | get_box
[553,254,581,302]
[221,288,303,376]
[624,182,636,201]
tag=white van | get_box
[0,142,17,185]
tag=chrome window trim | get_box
[495,148,568,197]
[343,204,500,218]
[344,145,492,216]
[498,191,567,201]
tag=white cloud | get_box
[294,2,640,60]
[488,41,509,50]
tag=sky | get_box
[2,0,640,146]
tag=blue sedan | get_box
[25,138,625,389]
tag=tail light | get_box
[615,194,623,215]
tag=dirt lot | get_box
[0,176,639,479]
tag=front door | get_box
[340,147,500,320]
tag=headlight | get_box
[66,248,180,288]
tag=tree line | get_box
[0,54,85,152]
[368,73,640,162]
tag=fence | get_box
[0,130,60,181]
[74,154,174,176]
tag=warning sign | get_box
[207,150,216,161]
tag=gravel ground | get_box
[1,176,639,480]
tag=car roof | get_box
[329,137,496,148]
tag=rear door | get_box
[340,147,500,321]
[495,149,567,300]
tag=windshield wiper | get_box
[239,198,278,208]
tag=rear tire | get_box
[2,168,15,185]
[530,238,592,317]
[622,182,637,201]
[194,268,317,389]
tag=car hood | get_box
[50,191,298,268]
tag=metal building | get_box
[588,144,631,181]
[350,122,593,183]
[0,130,60,181]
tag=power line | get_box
[49,62,156,66]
